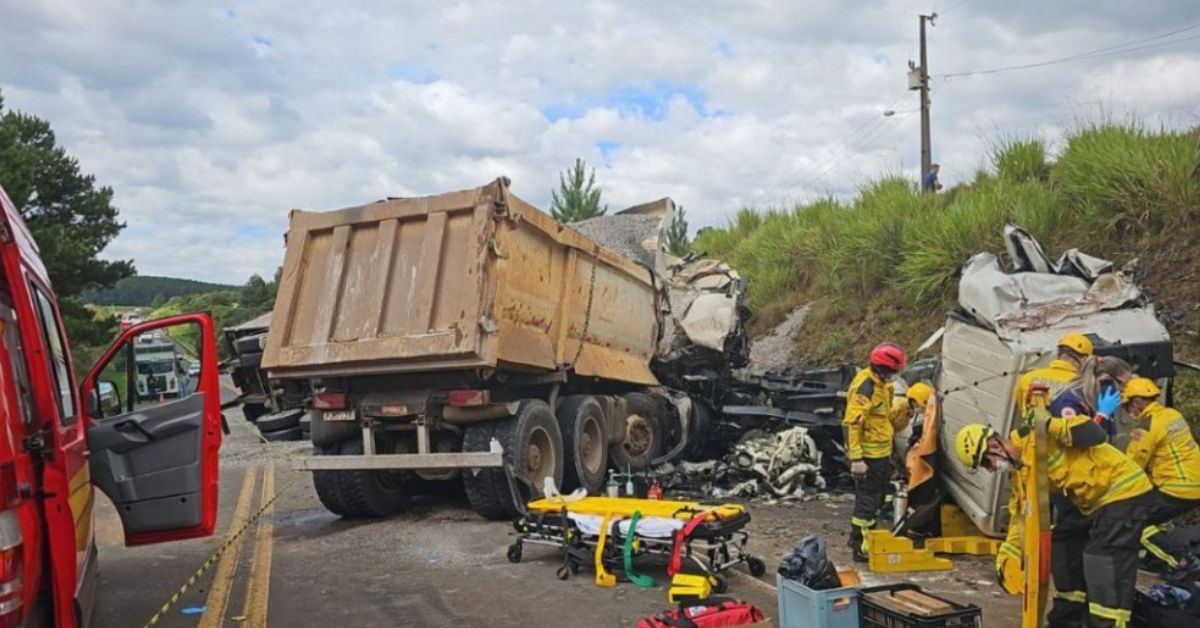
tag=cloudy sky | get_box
[1,1,1198,283]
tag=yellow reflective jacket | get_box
[1014,359,1078,422]
[842,368,910,460]
[1044,407,1152,515]
[1127,402,1200,500]
[1004,360,1078,549]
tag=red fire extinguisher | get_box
[647,480,663,500]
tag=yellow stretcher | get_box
[510,496,765,591]
[525,496,746,521]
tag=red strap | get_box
[668,510,713,576]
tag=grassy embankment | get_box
[694,123,1200,421]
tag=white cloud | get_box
[0,0,1196,282]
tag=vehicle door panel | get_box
[80,313,223,546]
[87,392,206,533]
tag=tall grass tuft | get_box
[1054,123,1200,233]
[695,123,1199,354]
[993,138,1049,183]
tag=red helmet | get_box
[869,342,907,371]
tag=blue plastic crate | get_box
[776,574,860,628]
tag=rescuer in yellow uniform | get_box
[843,342,912,562]
[956,356,1153,627]
[997,332,1095,592]
[1122,377,1200,570]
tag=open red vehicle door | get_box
[79,313,223,545]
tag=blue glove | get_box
[1097,386,1122,418]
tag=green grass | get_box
[698,122,1200,365]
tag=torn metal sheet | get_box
[958,253,1142,339]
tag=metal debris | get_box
[655,426,826,500]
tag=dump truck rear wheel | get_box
[556,395,608,495]
[494,400,563,508]
[329,437,411,518]
[462,421,511,520]
[611,392,663,471]
[313,443,350,516]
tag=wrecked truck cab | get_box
[938,226,1172,538]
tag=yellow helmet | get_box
[954,424,996,470]
[1057,332,1093,357]
[906,382,935,408]
[1121,377,1161,403]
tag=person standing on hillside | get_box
[921,163,943,192]
[843,342,912,562]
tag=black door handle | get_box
[113,419,154,440]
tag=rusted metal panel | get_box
[264,178,659,385]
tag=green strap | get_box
[623,511,656,588]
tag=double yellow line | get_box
[199,464,277,628]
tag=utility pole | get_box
[909,13,936,184]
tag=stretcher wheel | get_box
[507,542,523,564]
[711,574,728,594]
[747,557,766,577]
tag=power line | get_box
[936,0,973,16]
[780,92,910,193]
[938,22,1200,79]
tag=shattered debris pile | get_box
[655,427,829,502]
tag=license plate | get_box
[324,410,356,422]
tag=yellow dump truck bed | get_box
[262,178,659,385]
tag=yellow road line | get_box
[241,464,276,627]
[198,467,258,628]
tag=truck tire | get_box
[262,426,303,442]
[256,409,303,432]
[313,442,350,516]
[332,437,411,518]
[557,395,608,495]
[682,400,716,461]
[495,400,563,509]
[610,392,664,472]
[463,400,563,520]
[462,421,510,520]
[242,402,268,423]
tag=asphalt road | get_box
[91,396,1021,627]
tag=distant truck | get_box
[264,178,748,519]
[133,335,179,400]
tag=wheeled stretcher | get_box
[506,496,767,591]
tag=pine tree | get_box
[0,90,134,344]
[665,203,691,257]
[550,158,607,223]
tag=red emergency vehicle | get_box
[0,183,222,626]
